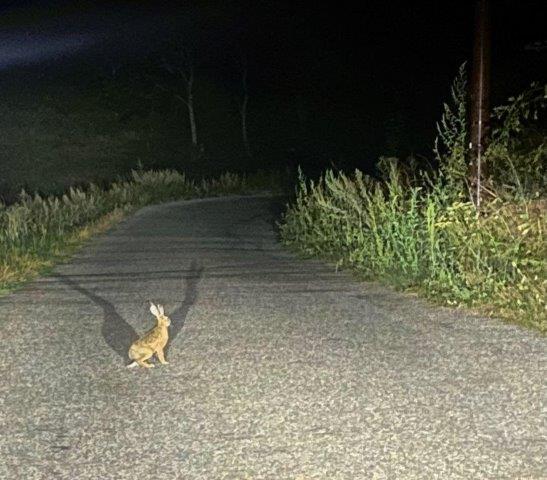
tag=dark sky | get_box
[1,0,545,158]
[2,1,544,85]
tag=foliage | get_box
[433,62,468,197]
[433,68,546,200]
[280,66,547,333]
[280,166,546,331]
[280,71,546,331]
[0,169,283,292]
[488,82,546,152]
[485,82,547,196]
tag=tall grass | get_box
[0,168,283,292]
[280,163,546,332]
[280,68,546,332]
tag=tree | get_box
[239,53,252,158]
[160,44,199,150]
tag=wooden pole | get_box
[469,0,491,208]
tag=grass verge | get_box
[0,169,286,294]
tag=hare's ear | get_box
[150,302,160,318]
[158,305,165,316]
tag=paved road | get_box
[1,195,545,479]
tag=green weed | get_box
[280,70,546,332]
[280,165,545,332]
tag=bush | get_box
[281,69,546,331]
[280,164,546,331]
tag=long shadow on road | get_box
[55,259,203,364]
[166,259,203,356]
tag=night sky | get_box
[0,0,545,175]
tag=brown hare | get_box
[127,302,171,368]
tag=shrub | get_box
[281,68,546,331]
[280,165,545,330]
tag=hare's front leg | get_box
[156,348,169,365]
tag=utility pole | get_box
[469,0,491,208]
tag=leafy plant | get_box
[281,168,546,331]
[485,82,547,196]
[434,62,469,198]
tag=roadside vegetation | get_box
[0,168,284,294]
[280,67,546,332]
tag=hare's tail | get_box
[126,361,138,369]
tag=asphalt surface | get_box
[0,194,545,479]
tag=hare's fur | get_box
[127,302,171,368]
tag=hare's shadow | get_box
[55,259,203,364]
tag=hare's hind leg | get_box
[156,348,169,365]
[137,350,155,368]
[130,346,155,368]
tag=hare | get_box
[127,302,171,368]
